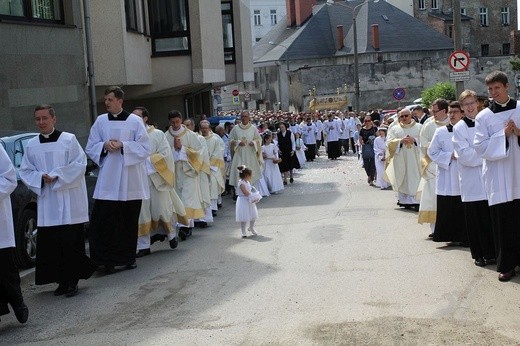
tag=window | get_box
[460,8,466,16]
[270,9,277,26]
[222,1,235,63]
[501,7,510,26]
[418,0,425,10]
[431,0,438,10]
[479,8,488,27]
[481,44,489,57]
[254,9,261,26]
[149,0,190,56]
[0,0,63,23]
[503,43,511,55]
[125,0,138,31]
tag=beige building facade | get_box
[90,0,254,126]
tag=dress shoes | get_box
[65,284,79,298]
[105,265,116,275]
[474,258,486,267]
[217,203,222,208]
[54,283,68,296]
[12,302,29,324]
[498,269,516,282]
[126,262,137,270]
[485,258,496,265]
[212,210,217,217]
[428,233,434,238]
[289,177,294,183]
[169,237,179,249]
[178,227,188,241]
[150,234,166,245]
[194,221,208,228]
[136,248,151,258]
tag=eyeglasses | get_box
[431,109,444,114]
[399,114,411,119]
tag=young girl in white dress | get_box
[294,133,307,168]
[236,166,259,238]
[373,126,390,189]
[261,131,285,194]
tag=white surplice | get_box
[452,117,487,202]
[85,113,150,201]
[20,132,89,227]
[0,146,16,249]
[428,126,460,196]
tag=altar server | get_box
[85,86,150,274]
[20,104,96,296]
[474,71,520,282]
[0,145,28,322]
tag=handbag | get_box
[248,187,262,204]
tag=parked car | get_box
[0,131,97,269]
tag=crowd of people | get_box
[2,69,520,326]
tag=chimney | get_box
[371,24,380,50]
[286,0,316,27]
[336,25,344,50]
[286,0,296,26]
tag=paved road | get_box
[1,152,520,345]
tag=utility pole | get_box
[453,1,464,98]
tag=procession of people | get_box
[2,70,520,325]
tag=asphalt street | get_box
[2,151,520,345]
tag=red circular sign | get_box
[448,50,470,72]
[232,89,239,96]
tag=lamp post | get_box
[269,41,290,110]
[326,0,379,112]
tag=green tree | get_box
[510,57,520,72]
[421,82,456,107]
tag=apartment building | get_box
[90,0,254,124]
[414,0,519,57]
[0,0,90,140]
[250,0,287,45]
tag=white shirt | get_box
[0,145,16,249]
[428,125,460,196]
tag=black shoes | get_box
[178,227,189,240]
[54,283,68,296]
[474,258,486,267]
[169,237,179,249]
[194,221,208,228]
[105,265,116,275]
[136,248,151,258]
[65,284,78,298]
[485,258,496,265]
[150,234,166,245]
[212,210,217,217]
[13,302,29,324]
[499,269,516,282]
[289,177,294,183]
[126,262,137,270]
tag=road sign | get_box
[393,88,405,101]
[244,92,251,101]
[232,96,240,105]
[448,50,470,72]
[232,89,239,97]
[449,71,470,82]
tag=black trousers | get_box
[0,248,23,316]
[347,138,357,153]
[489,200,520,273]
[463,200,495,260]
[433,195,468,244]
[339,139,349,155]
[362,157,376,181]
[36,224,96,285]
[304,144,316,161]
[89,199,142,267]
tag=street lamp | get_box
[326,0,379,112]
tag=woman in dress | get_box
[359,115,378,185]
[277,122,300,184]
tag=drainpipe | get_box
[83,0,97,124]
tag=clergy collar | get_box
[488,98,517,114]
[39,129,62,143]
[108,109,130,121]
[462,116,475,128]
[110,109,123,117]
[146,125,155,133]
[495,96,511,108]
[435,117,449,126]
[41,128,55,139]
